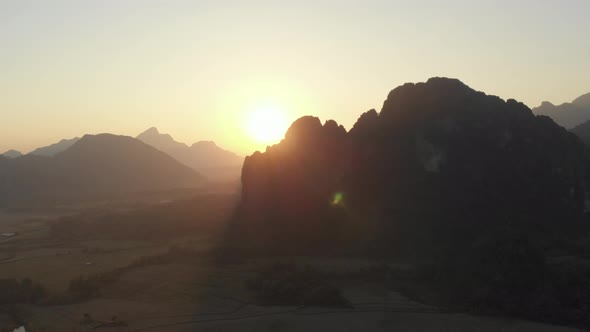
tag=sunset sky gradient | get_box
[1,0,589,154]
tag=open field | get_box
[8,257,584,332]
[0,193,584,332]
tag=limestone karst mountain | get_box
[237,78,590,255]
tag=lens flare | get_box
[331,192,344,206]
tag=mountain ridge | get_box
[573,92,590,108]
[136,127,243,180]
[0,133,204,206]
[237,77,590,256]
[29,137,80,157]
[1,150,22,159]
[533,91,590,128]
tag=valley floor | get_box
[0,202,583,332]
[14,260,583,332]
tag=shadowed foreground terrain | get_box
[0,198,581,332]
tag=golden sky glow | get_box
[1,1,589,155]
[246,105,290,145]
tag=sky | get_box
[1,0,589,155]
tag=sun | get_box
[246,106,289,145]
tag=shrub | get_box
[247,262,352,308]
[0,278,47,305]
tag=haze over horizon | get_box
[2,0,589,154]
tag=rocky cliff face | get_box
[236,78,590,256]
[240,117,352,253]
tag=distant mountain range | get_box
[533,92,590,128]
[136,127,243,180]
[29,137,80,157]
[0,134,203,206]
[2,128,243,184]
[1,150,22,159]
[2,137,78,158]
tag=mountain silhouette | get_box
[0,134,203,206]
[29,137,80,157]
[573,92,590,109]
[571,118,590,146]
[532,92,590,128]
[136,127,243,180]
[237,77,590,255]
[1,150,22,159]
[137,127,188,152]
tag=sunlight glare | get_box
[246,106,289,145]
